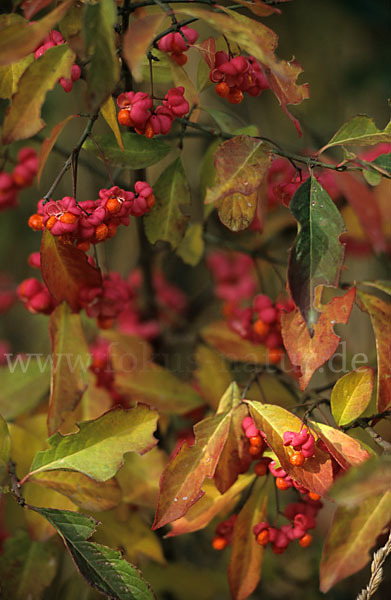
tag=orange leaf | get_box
[356,291,391,412]
[122,13,166,82]
[320,492,391,592]
[248,401,334,496]
[310,422,370,471]
[281,287,356,390]
[37,114,78,184]
[40,230,102,312]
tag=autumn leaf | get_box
[205,136,271,232]
[233,0,282,17]
[176,222,205,266]
[100,95,124,151]
[144,157,190,249]
[24,405,158,483]
[330,367,374,426]
[37,114,79,184]
[2,44,75,144]
[40,230,102,312]
[0,415,10,486]
[288,176,346,330]
[104,330,153,373]
[319,491,391,592]
[228,477,269,600]
[310,422,370,471]
[0,54,33,99]
[328,455,391,507]
[117,447,168,509]
[23,483,79,541]
[202,320,269,364]
[0,0,73,67]
[194,345,232,411]
[319,115,391,154]
[31,507,155,599]
[356,291,391,413]
[248,401,333,496]
[123,12,166,82]
[83,0,120,111]
[281,287,356,390]
[166,474,254,537]
[0,357,50,421]
[153,410,232,529]
[47,303,90,435]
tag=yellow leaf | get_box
[100,95,124,151]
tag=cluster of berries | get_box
[283,427,316,465]
[117,87,189,138]
[17,277,56,315]
[34,31,81,93]
[253,496,322,554]
[210,52,269,104]
[242,415,267,457]
[157,26,198,66]
[206,251,257,305]
[0,148,38,212]
[28,183,154,246]
[212,514,237,550]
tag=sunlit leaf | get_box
[40,231,102,312]
[320,116,391,153]
[8,417,46,480]
[281,287,356,390]
[0,531,58,599]
[2,44,75,144]
[248,401,333,496]
[228,477,269,600]
[330,367,374,426]
[24,482,79,541]
[310,422,370,470]
[26,405,158,482]
[194,345,232,411]
[38,114,79,184]
[123,12,166,82]
[83,0,120,111]
[153,410,232,529]
[83,131,171,169]
[100,95,124,151]
[0,1,73,67]
[288,176,346,330]
[32,507,155,599]
[202,320,269,364]
[144,157,190,249]
[357,291,391,413]
[319,491,391,592]
[0,54,33,99]
[48,303,90,435]
[115,362,203,415]
[117,447,168,509]
[328,455,391,506]
[0,415,10,486]
[0,357,49,421]
[167,474,254,537]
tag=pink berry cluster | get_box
[157,26,199,66]
[117,87,189,138]
[34,31,81,93]
[0,148,38,212]
[253,496,322,554]
[283,427,316,460]
[28,183,154,247]
[242,415,267,457]
[17,277,56,315]
[210,52,269,104]
[206,251,257,305]
[212,514,237,550]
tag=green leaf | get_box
[144,158,190,249]
[2,44,75,144]
[83,132,171,169]
[0,1,73,67]
[153,410,232,529]
[247,401,333,496]
[319,491,391,592]
[83,0,120,111]
[0,414,10,485]
[328,455,391,507]
[48,303,90,435]
[228,477,269,600]
[320,116,391,153]
[330,367,374,426]
[115,362,203,415]
[0,357,50,421]
[26,405,158,482]
[0,54,33,99]
[0,531,59,599]
[288,176,346,330]
[176,222,204,266]
[32,507,155,599]
[371,153,391,176]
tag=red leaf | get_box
[22,0,53,21]
[248,401,334,496]
[40,230,102,312]
[232,0,282,17]
[228,477,270,600]
[310,422,370,471]
[153,411,232,529]
[320,492,391,592]
[357,291,391,413]
[281,287,356,390]
[196,37,216,69]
